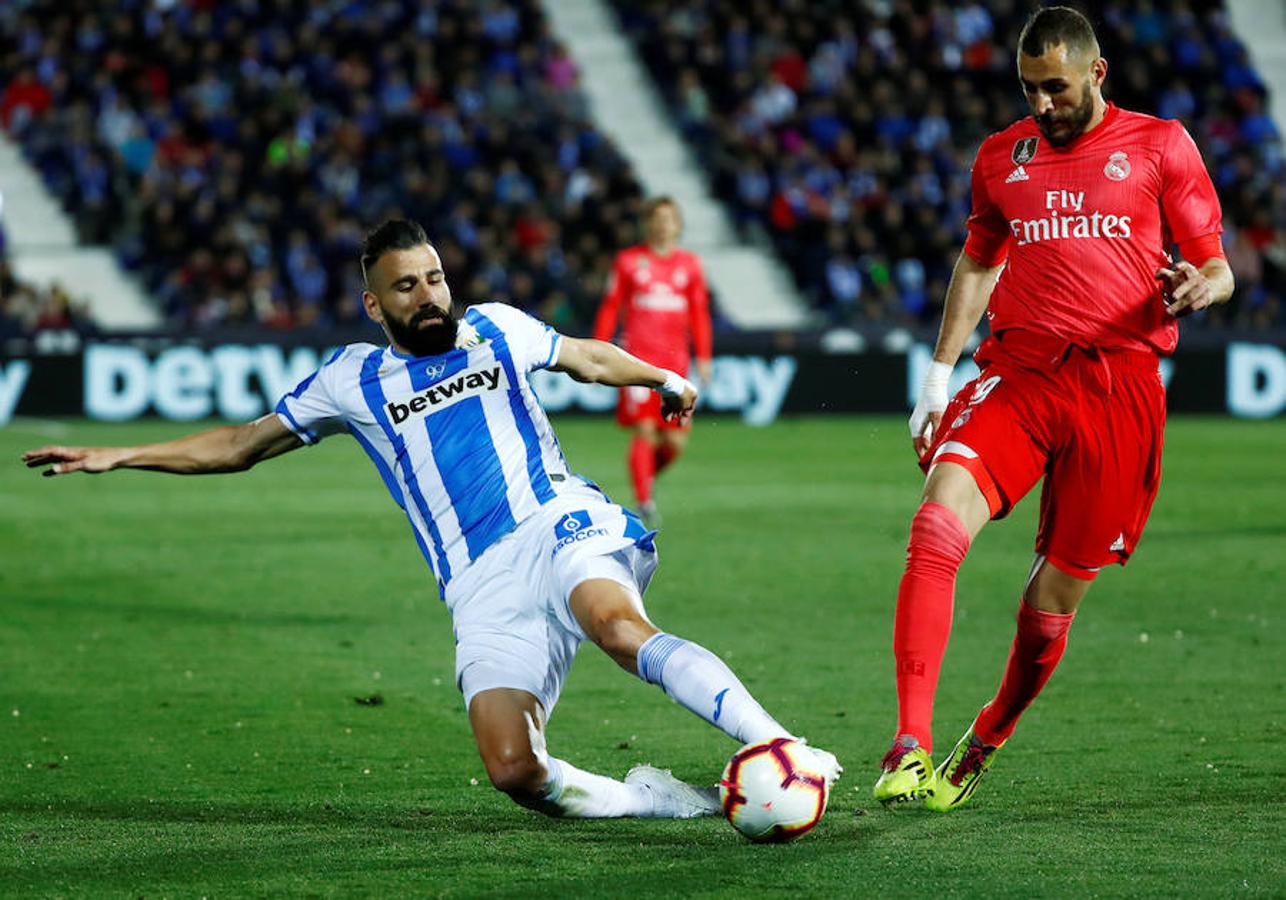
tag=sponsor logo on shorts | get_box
[553,510,609,556]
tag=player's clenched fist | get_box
[1157,261,1213,318]
[909,360,953,458]
[657,369,698,424]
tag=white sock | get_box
[635,632,792,745]
[539,757,658,818]
[520,711,657,819]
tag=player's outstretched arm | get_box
[910,252,1003,456]
[22,414,304,477]
[553,337,697,421]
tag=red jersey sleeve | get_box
[592,252,628,342]
[1160,121,1223,252]
[688,255,712,361]
[962,141,1012,267]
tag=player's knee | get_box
[588,609,651,651]
[588,611,656,670]
[483,745,546,799]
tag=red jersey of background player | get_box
[964,102,1223,355]
[592,244,712,374]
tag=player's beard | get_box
[1036,80,1095,147]
[385,305,459,357]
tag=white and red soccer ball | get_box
[719,737,830,843]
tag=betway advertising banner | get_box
[2,338,1285,426]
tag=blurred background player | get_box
[874,7,1235,811]
[593,197,713,526]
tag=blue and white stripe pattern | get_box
[274,303,574,594]
[636,633,688,687]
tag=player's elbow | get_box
[220,426,267,473]
[565,340,615,384]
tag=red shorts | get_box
[616,385,691,431]
[921,331,1166,579]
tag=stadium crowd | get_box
[0,218,97,339]
[1,1,1283,336]
[0,0,646,334]
[612,0,1285,330]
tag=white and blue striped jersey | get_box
[274,302,581,595]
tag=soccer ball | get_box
[719,737,830,843]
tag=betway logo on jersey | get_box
[386,365,506,424]
[1008,189,1131,247]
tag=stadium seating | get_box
[611,0,1284,330]
[0,234,97,339]
[0,0,644,333]
[2,2,1282,335]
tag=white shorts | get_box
[445,481,658,716]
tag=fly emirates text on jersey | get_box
[1008,190,1132,247]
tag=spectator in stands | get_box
[614,0,1284,330]
[0,1,646,335]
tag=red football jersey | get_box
[592,244,712,373]
[964,103,1224,355]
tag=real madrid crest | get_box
[1012,136,1039,166]
[1104,150,1131,181]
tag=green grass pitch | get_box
[2,415,1283,897]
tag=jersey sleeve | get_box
[592,252,628,342]
[471,302,562,372]
[274,347,352,445]
[962,140,1012,267]
[688,255,713,361]
[1160,120,1224,250]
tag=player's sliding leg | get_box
[927,556,1088,812]
[468,688,716,818]
[570,579,841,786]
[876,462,991,806]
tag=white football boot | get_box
[625,765,721,818]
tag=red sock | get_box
[973,601,1076,747]
[893,502,971,754]
[628,437,656,504]
[654,442,679,474]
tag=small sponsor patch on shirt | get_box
[1012,136,1039,165]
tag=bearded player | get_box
[873,6,1234,811]
[25,219,840,820]
[593,197,713,526]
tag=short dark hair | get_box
[1018,6,1099,60]
[360,219,430,287]
[642,196,681,220]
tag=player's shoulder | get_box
[465,301,547,333]
[974,117,1040,167]
[323,342,382,370]
[1105,105,1193,156]
[674,246,704,266]
[1112,105,1183,137]
[616,244,647,264]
